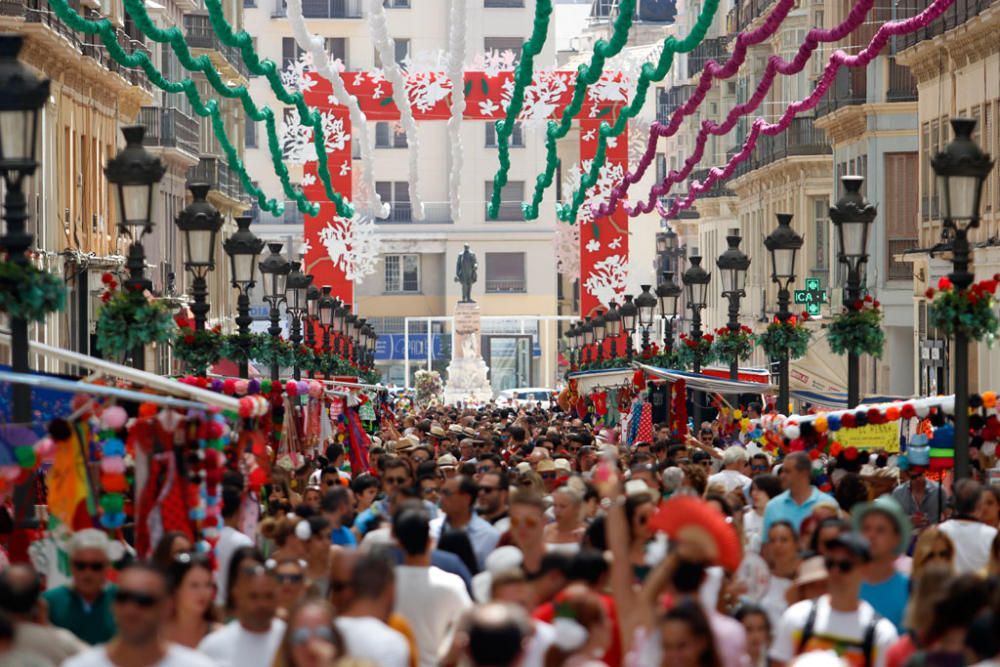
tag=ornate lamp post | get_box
[764,213,804,415]
[656,272,682,358]
[565,323,578,368]
[683,256,711,425]
[619,295,637,360]
[345,312,358,364]
[605,301,622,359]
[636,284,657,353]
[285,261,312,380]
[105,126,166,371]
[332,299,346,356]
[224,215,264,379]
[0,35,49,420]
[258,242,290,381]
[932,118,995,479]
[318,286,335,356]
[716,235,751,381]
[304,284,320,360]
[175,183,223,332]
[830,175,877,408]
[581,317,594,365]
[592,310,606,361]
[356,318,368,367]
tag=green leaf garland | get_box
[0,261,65,322]
[711,326,755,363]
[96,290,176,360]
[826,299,885,358]
[674,333,716,369]
[172,328,225,376]
[757,317,811,360]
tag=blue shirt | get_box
[761,487,836,542]
[330,525,357,547]
[860,572,909,631]
[430,513,501,572]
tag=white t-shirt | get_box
[62,644,216,667]
[197,618,286,667]
[214,525,253,605]
[708,469,752,494]
[770,595,898,667]
[394,565,473,667]
[938,519,997,574]
[743,509,766,554]
[335,616,411,667]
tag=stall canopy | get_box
[635,364,777,394]
[790,389,910,410]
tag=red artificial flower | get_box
[938,276,953,290]
[101,272,114,284]
[704,334,714,343]
[925,288,935,299]
[101,292,111,304]
[788,315,797,325]
[801,311,811,321]
[872,300,880,308]
[853,300,864,310]
[864,295,873,303]
[184,335,195,345]
[843,446,859,461]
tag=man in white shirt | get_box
[939,479,998,574]
[64,563,215,667]
[393,502,473,667]
[707,446,752,494]
[334,550,411,667]
[214,484,253,606]
[770,532,898,667]
[198,564,286,667]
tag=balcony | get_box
[887,238,918,280]
[731,118,832,179]
[897,0,997,52]
[375,202,453,223]
[183,13,250,80]
[301,0,363,18]
[656,84,695,124]
[817,68,867,117]
[485,279,526,293]
[138,107,200,159]
[689,168,734,198]
[687,36,730,80]
[732,0,778,34]
[886,58,917,101]
[187,157,246,202]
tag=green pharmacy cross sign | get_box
[793,277,828,317]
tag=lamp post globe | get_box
[592,310,606,361]
[635,285,657,354]
[764,213,804,416]
[605,301,622,358]
[581,317,594,364]
[716,236,750,381]
[304,283,320,364]
[175,183,223,334]
[619,294,638,360]
[655,274,682,356]
[931,118,996,480]
[318,286,336,356]
[258,242,291,381]
[224,214,264,379]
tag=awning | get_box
[790,389,910,409]
[635,364,777,394]
[565,367,633,394]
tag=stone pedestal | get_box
[444,301,493,404]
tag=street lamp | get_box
[635,284,657,353]
[223,214,264,379]
[285,261,312,380]
[0,35,49,423]
[332,299,346,356]
[318,286,335,356]
[830,175,877,407]
[345,312,358,364]
[258,242,290,381]
[592,310,606,361]
[717,235,751,381]
[764,213,804,415]
[565,323,577,368]
[683,256,711,425]
[175,183,223,333]
[581,317,594,365]
[605,301,622,359]
[619,295,637,360]
[656,272,682,358]
[304,283,320,358]
[932,118,995,480]
[105,125,166,371]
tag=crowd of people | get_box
[3,398,1000,667]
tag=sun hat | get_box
[448,424,465,434]
[437,453,458,469]
[430,425,448,438]
[536,459,556,473]
[851,496,912,555]
[553,459,572,473]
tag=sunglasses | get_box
[751,464,769,471]
[477,465,495,474]
[478,486,499,495]
[824,558,855,574]
[291,626,335,646]
[324,479,338,487]
[276,573,305,584]
[72,560,106,572]
[510,516,539,529]
[926,550,952,560]
[421,486,438,496]
[384,476,408,485]
[114,590,161,608]
[540,472,557,480]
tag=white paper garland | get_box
[367,0,425,220]
[446,0,467,219]
[286,0,389,219]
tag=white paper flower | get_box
[479,99,500,116]
[586,238,601,252]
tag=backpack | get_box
[796,599,881,667]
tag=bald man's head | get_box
[0,564,43,617]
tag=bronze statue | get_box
[455,244,478,303]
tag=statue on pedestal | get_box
[455,244,478,303]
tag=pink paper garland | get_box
[657,0,954,218]
[592,0,872,218]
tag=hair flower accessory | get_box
[551,616,589,652]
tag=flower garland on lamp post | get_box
[764,213,804,415]
[931,118,996,480]
[829,175,878,408]
[716,234,751,382]
[682,257,711,425]
[258,242,291,382]
[827,296,884,361]
[223,214,265,379]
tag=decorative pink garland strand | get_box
[594,0,874,218]
[658,0,954,219]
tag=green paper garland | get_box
[198,0,352,218]
[711,326,755,363]
[172,328,225,376]
[555,0,720,223]
[486,0,553,219]
[757,318,811,360]
[927,277,1000,343]
[96,291,177,360]
[674,333,715,369]
[826,305,885,358]
[0,261,66,322]
[250,335,297,368]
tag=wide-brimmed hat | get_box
[536,459,556,473]
[438,453,458,469]
[463,427,478,438]
[448,424,465,435]
[430,425,448,438]
[851,496,912,555]
[554,459,572,473]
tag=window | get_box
[375,181,411,221]
[485,253,526,293]
[485,121,523,147]
[282,37,303,70]
[655,153,666,182]
[485,0,524,6]
[374,38,410,68]
[812,197,828,270]
[383,0,410,7]
[483,37,522,63]
[301,0,363,17]
[245,119,258,148]
[327,38,347,69]
[484,181,525,221]
[375,121,408,148]
[384,254,420,293]
[244,0,256,6]
[884,152,919,281]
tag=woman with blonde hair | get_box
[910,526,955,579]
[544,485,586,554]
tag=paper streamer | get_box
[286,0,388,219]
[659,0,954,218]
[367,0,425,220]
[44,0,288,215]
[446,0,468,218]
[199,0,354,218]
[486,0,553,219]
[555,0,720,223]
[599,0,877,218]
